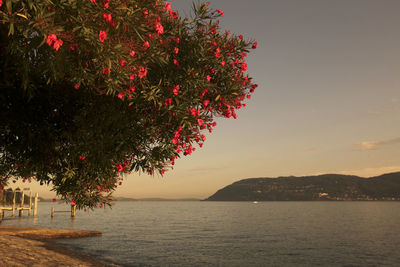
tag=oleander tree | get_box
[0,0,257,208]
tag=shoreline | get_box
[0,225,118,266]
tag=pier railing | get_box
[0,188,39,221]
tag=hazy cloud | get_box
[356,137,400,151]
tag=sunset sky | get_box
[16,0,400,198]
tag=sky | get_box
[14,0,400,199]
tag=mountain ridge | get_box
[205,172,400,201]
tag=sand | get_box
[0,225,118,266]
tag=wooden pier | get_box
[0,189,39,222]
[51,205,76,218]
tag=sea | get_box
[1,201,400,266]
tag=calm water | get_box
[2,201,400,266]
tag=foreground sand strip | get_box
[0,226,117,267]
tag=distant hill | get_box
[205,172,400,201]
[114,197,200,201]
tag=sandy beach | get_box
[0,225,117,266]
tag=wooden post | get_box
[0,210,3,223]
[33,193,38,217]
[20,191,24,208]
[12,191,15,217]
[71,205,76,217]
[51,206,54,218]
[28,191,32,216]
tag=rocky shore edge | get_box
[0,225,118,266]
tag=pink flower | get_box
[173,59,179,66]
[173,85,180,95]
[221,61,226,67]
[215,48,221,58]
[0,0,3,7]
[90,0,95,3]
[143,41,150,49]
[103,13,112,23]
[71,200,76,206]
[99,31,107,42]
[165,2,171,11]
[206,75,211,81]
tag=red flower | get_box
[129,50,136,57]
[102,67,110,74]
[120,59,126,66]
[206,75,211,81]
[90,0,95,3]
[197,119,204,126]
[138,67,148,78]
[252,41,258,49]
[79,155,86,160]
[160,170,166,175]
[143,41,150,49]
[217,9,224,17]
[46,34,57,46]
[0,0,3,7]
[71,201,76,206]
[155,22,164,34]
[53,39,63,51]
[52,198,56,203]
[201,134,206,141]
[173,85,180,95]
[221,61,226,67]
[74,84,80,90]
[165,98,172,106]
[174,47,179,54]
[203,100,210,106]
[173,59,179,66]
[117,92,125,99]
[99,30,107,42]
